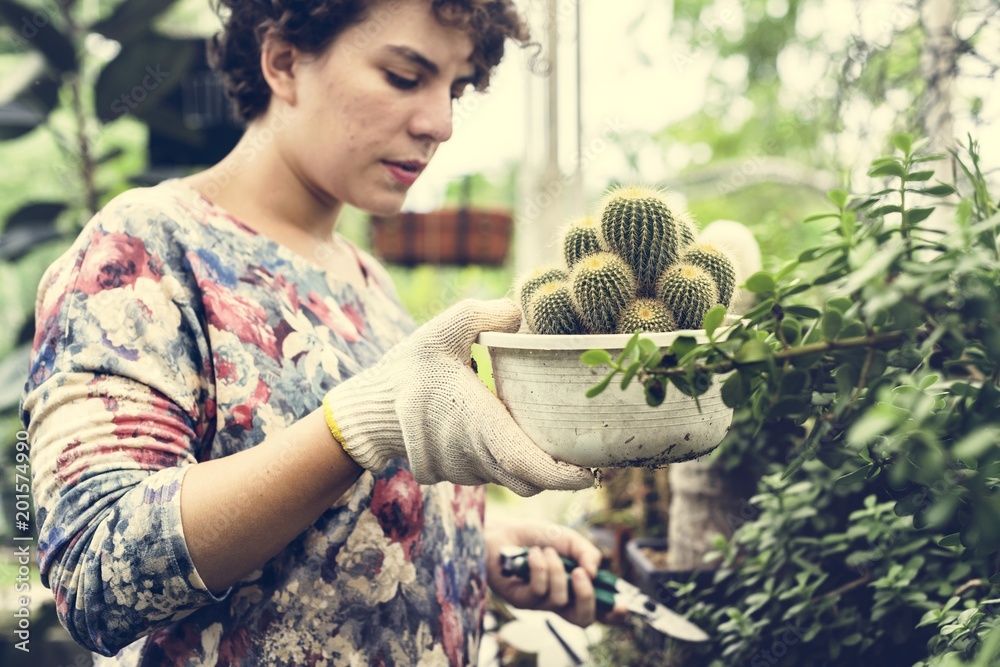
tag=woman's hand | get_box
[322,299,595,496]
[484,517,629,628]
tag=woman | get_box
[21,0,624,664]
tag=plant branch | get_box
[646,331,910,379]
[822,574,872,600]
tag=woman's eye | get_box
[386,72,419,90]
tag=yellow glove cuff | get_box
[322,393,348,449]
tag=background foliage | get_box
[589,135,1000,666]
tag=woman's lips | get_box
[383,161,421,186]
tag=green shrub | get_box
[587,134,1000,665]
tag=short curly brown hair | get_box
[208,0,532,125]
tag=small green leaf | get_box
[637,337,659,360]
[620,363,640,390]
[720,373,745,407]
[938,533,961,548]
[868,162,906,178]
[916,184,957,197]
[847,405,906,445]
[581,349,612,367]
[821,310,843,340]
[826,297,854,314]
[775,260,800,281]
[840,211,857,238]
[872,205,903,217]
[784,305,821,319]
[954,427,1000,461]
[892,133,914,153]
[827,189,849,208]
[586,373,615,398]
[670,336,699,361]
[615,334,639,365]
[745,272,776,294]
[804,212,839,223]
[918,373,940,390]
[703,305,726,337]
[905,207,936,224]
[836,465,872,487]
[735,339,773,365]
[743,298,776,322]
[906,170,935,182]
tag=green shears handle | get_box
[499,547,618,611]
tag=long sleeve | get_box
[20,195,227,656]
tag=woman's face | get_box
[276,0,477,216]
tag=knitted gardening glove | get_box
[322,299,595,497]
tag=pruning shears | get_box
[499,546,710,643]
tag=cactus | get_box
[656,263,720,330]
[526,280,586,335]
[597,184,696,296]
[516,266,569,312]
[617,298,677,334]
[560,215,603,268]
[681,242,737,307]
[569,252,637,334]
[700,219,762,316]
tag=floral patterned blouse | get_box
[20,179,488,666]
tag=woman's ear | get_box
[260,31,300,107]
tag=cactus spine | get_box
[516,266,569,312]
[656,263,720,330]
[681,242,737,307]
[597,185,696,296]
[569,252,636,334]
[560,215,603,269]
[526,280,586,335]
[617,298,677,334]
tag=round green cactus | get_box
[656,263,720,330]
[526,280,586,335]
[597,184,696,296]
[617,298,677,334]
[569,252,637,334]
[681,242,737,307]
[516,266,569,312]
[560,215,603,269]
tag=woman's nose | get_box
[409,91,454,143]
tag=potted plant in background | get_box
[370,175,515,267]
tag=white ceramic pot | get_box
[476,328,734,468]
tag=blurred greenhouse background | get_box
[0,0,998,664]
